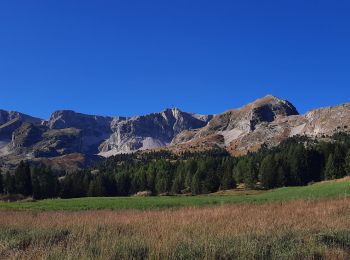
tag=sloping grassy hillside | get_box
[1,179,349,211]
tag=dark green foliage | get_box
[259,155,278,189]
[31,166,59,199]
[191,172,201,195]
[60,171,89,198]
[115,171,131,196]
[14,161,32,196]
[324,154,337,180]
[345,149,350,175]
[4,134,350,199]
[4,171,16,194]
[287,144,309,185]
[0,169,3,194]
[171,165,185,194]
[219,158,236,190]
[88,174,107,197]
[232,159,246,184]
[244,158,258,188]
[233,157,257,188]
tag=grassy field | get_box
[0,178,350,210]
[1,198,350,259]
[1,180,350,259]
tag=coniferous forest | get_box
[1,133,350,200]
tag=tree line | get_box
[1,134,350,199]
[0,161,59,199]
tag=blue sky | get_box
[0,1,349,119]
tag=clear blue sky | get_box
[0,1,349,119]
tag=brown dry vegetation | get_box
[1,198,350,259]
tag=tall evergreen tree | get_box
[0,169,3,194]
[31,167,59,199]
[4,171,15,194]
[220,161,236,190]
[287,144,309,185]
[171,174,183,194]
[146,164,157,193]
[232,159,246,184]
[259,154,278,189]
[115,171,130,196]
[345,149,350,176]
[155,171,168,194]
[203,168,220,193]
[88,174,107,197]
[324,153,337,180]
[244,158,258,188]
[14,161,32,195]
[191,172,201,195]
[333,145,346,178]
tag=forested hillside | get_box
[1,134,350,199]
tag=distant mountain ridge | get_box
[0,107,212,170]
[0,95,349,171]
[169,95,350,155]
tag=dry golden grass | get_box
[1,198,350,259]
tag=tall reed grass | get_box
[1,198,350,259]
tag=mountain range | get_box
[0,95,349,171]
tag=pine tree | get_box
[115,171,130,196]
[31,167,41,199]
[287,144,309,185]
[4,171,15,194]
[324,154,337,180]
[221,162,236,190]
[171,174,182,194]
[345,149,350,176]
[259,154,278,189]
[14,161,32,196]
[0,169,3,194]
[244,158,258,188]
[146,164,156,193]
[88,175,107,197]
[191,172,201,195]
[203,169,220,193]
[333,145,346,178]
[181,160,198,192]
[155,171,168,194]
[276,165,286,187]
[31,167,59,199]
[232,159,246,184]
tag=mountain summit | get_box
[170,96,349,155]
[0,95,349,170]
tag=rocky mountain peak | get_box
[46,110,113,130]
[0,109,42,125]
[1,95,349,171]
[247,95,299,130]
[170,96,349,157]
[162,107,181,113]
[98,108,212,156]
[241,95,299,117]
[202,95,298,134]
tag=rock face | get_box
[44,110,114,153]
[0,110,41,125]
[301,104,350,136]
[99,108,213,156]
[0,95,349,170]
[0,110,41,141]
[0,108,212,170]
[170,95,350,156]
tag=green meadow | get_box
[1,179,349,211]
